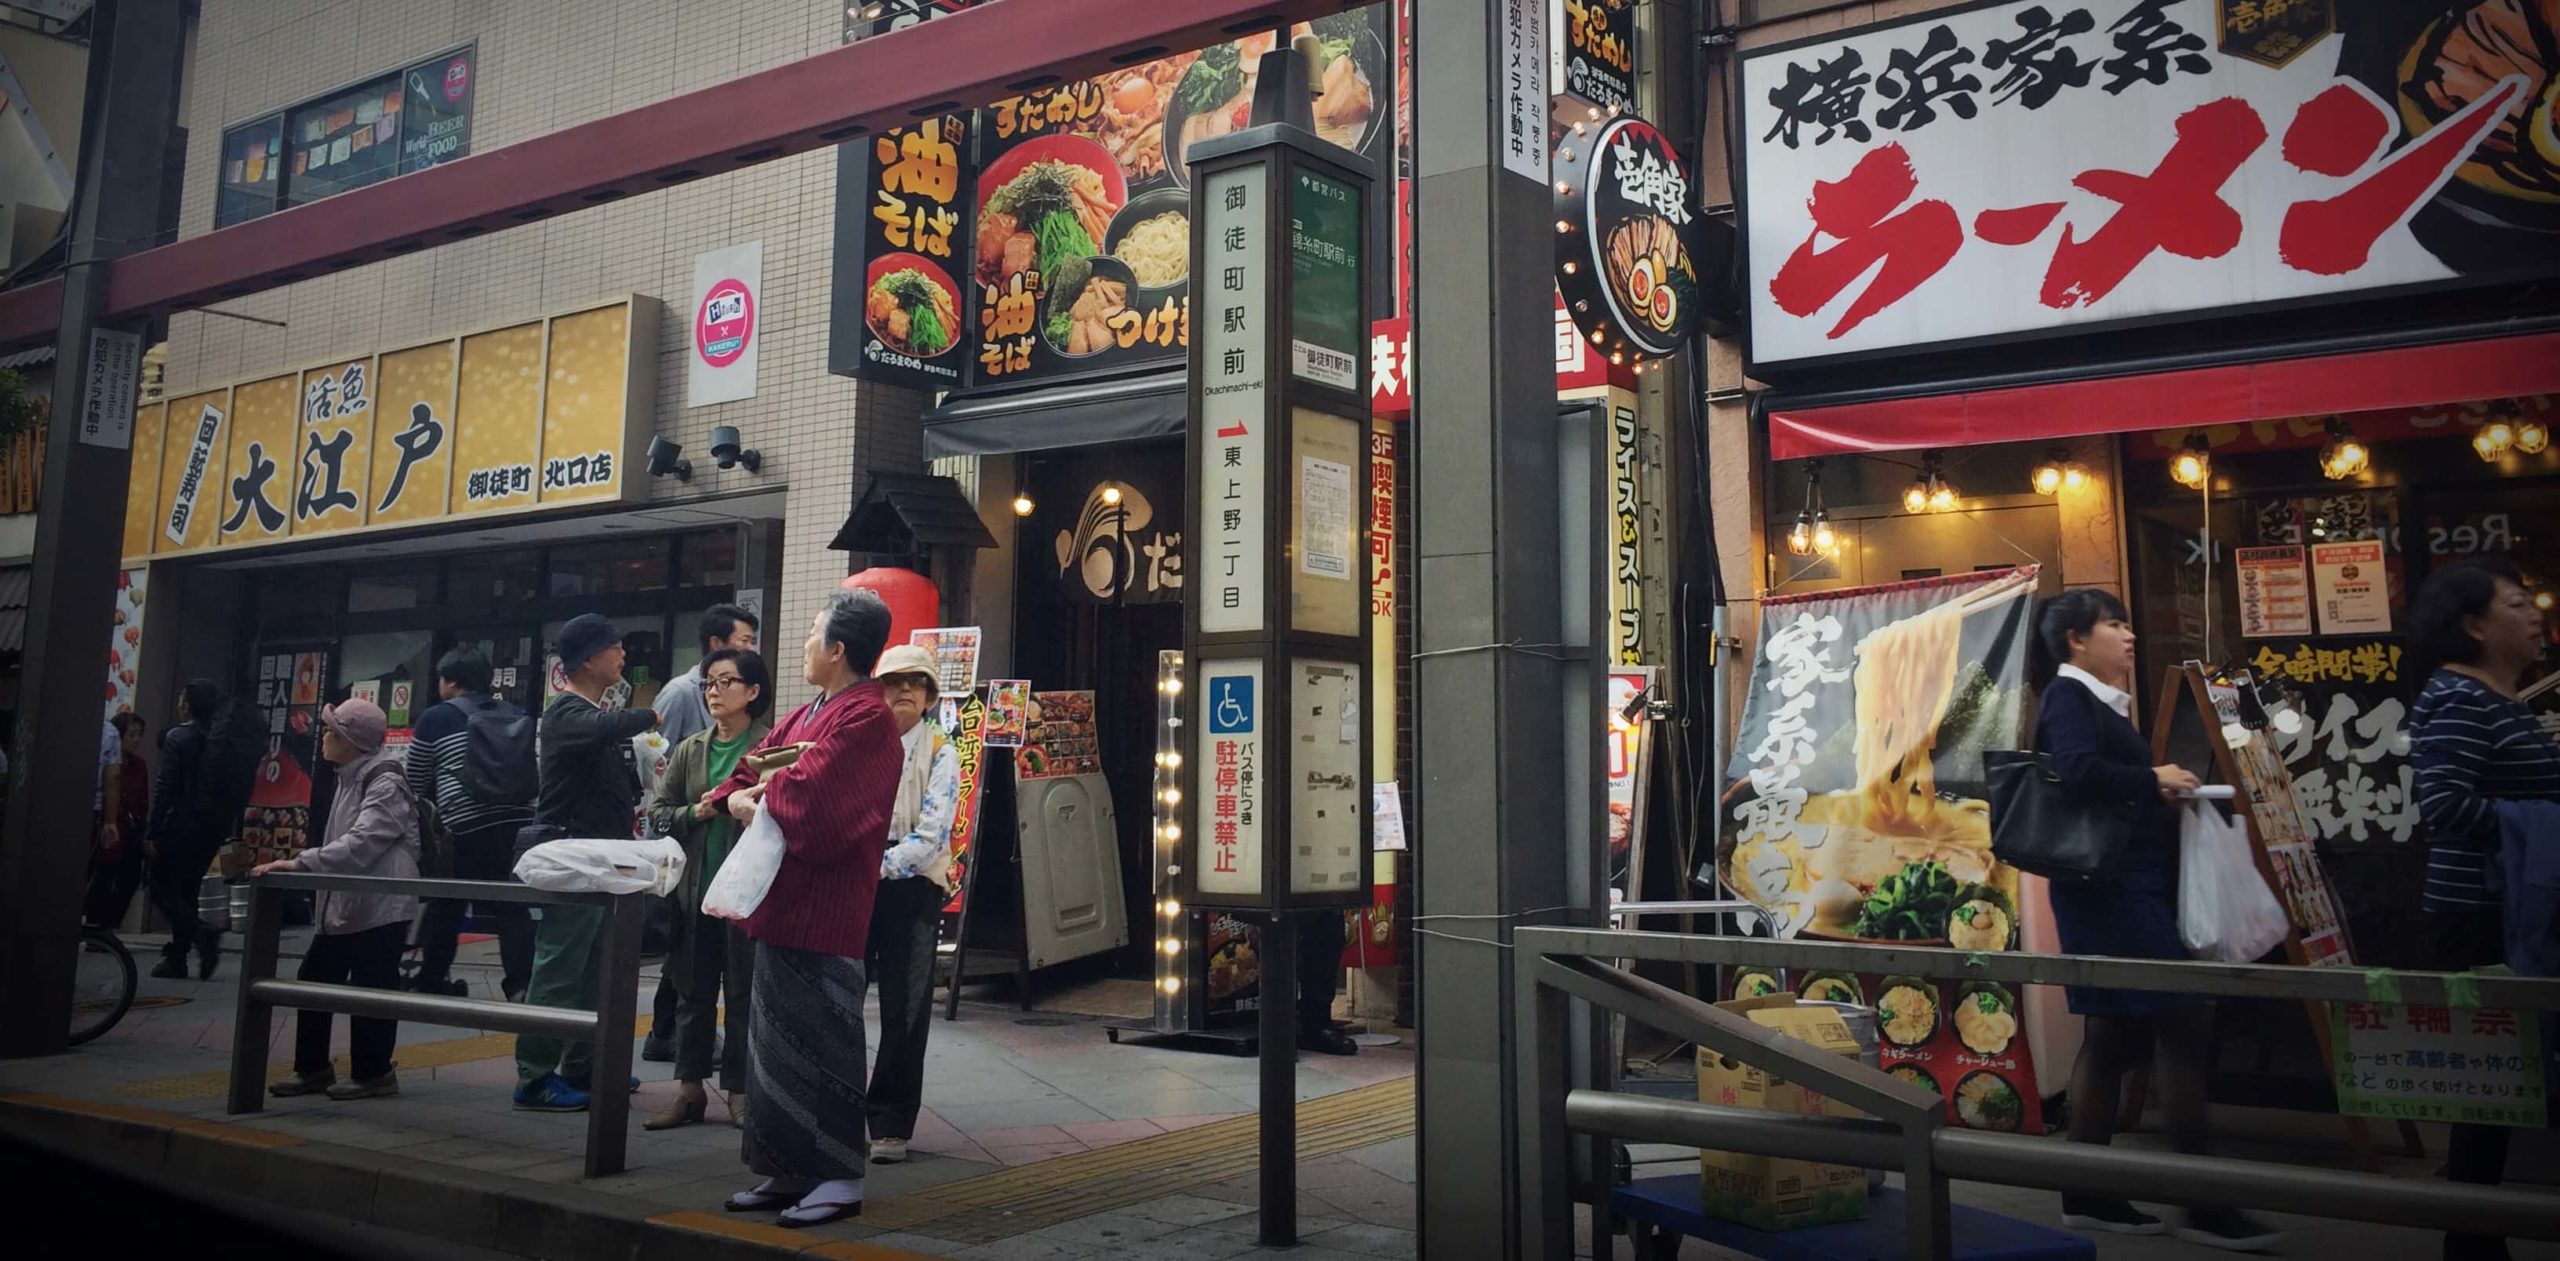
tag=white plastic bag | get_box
[2178,802,2290,963]
[701,803,785,922]
[515,836,686,897]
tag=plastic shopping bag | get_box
[2177,802,2290,963]
[701,803,784,922]
[515,835,687,897]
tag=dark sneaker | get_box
[269,1072,337,1098]
[2060,1196,2165,1236]
[512,1075,591,1113]
[149,955,191,980]
[640,1029,675,1063]
[2175,1207,2286,1252]
[326,1072,399,1101]
[196,938,222,981]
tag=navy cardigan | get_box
[2035,675,2172,891]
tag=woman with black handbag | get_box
[2030,590,2279,1251]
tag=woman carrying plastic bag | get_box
[2176,800,2290,964]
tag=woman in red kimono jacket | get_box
[710,590,903,1229]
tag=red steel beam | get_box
[0,0,1348,350]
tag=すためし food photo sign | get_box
[969,11,1389,387]
[1719,568,2040,948]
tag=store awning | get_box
[830,470,997,553]
[1765,331,2560,461]
[920,371,1185,458]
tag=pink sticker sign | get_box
[442,56,472,102]
[695,279,754,368]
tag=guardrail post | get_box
[1515,955,1572,1258]
[585,892,642,1177]
[225,878,283,1114]
[1903,1126,1951,1261]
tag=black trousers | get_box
[668,904,750,1090]
[1298,909,1348,1036]
[864,876,944,1140]
[148,830,226,959]
[2430,908,2516,1260]
[294,922,406,1080]
[413,825,535,993]
[84,830,146,930]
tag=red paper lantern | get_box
[841,567,940,664]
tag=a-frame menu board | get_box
[2152,660,2416,1166]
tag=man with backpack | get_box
[640,602,759,1062]
[145,679,261,980]
[407,646,539,1001]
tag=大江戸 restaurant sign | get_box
[1738,0,2560,368]
[122,297,658,562]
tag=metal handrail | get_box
[226,873,646,1176]
[1511,925,2560,1260]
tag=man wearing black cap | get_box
[514,614,661,1113]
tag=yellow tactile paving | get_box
[109,1016,659,1101]
[861,1078,1415,1243]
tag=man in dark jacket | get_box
[146,680,227,980]
[513,615,659,1113]
[408,645,538,1000]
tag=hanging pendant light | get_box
[2031,451,2067,496]
[1786,510,1814,556]
[2169,432,2211,489]
[2517,418,2550,456]
[2318,419,2368,480]
[2474,402,2519,461]
[1788,460,1837,556]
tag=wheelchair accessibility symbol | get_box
[1208,675,1255,734]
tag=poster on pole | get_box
[1607,668,1652,905]
[908,626,982,694]
[688,242,762,406]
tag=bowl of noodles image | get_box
[1717,578,2033,944]
[974,135,1127,290]
[863,253,960,359]
[1104,187,1191,300]
[1730,969,1782,1002]
[1875,976,1940,1049]
[1953,982,2019,1058]
[1042,254,1139,357]
[1164,19,1384,186]
[1953,1070,2024,1132]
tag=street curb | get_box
[0,1093,935,1260]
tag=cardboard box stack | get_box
[1694,995,1870,1231]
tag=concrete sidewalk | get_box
[8,929,2554,1259]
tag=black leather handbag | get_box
[1985,749,2140,884]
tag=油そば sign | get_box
[1737,0,2560,369]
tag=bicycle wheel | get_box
[68,929,137,1046]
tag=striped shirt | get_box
[404,692,536,837]
[2411,669,2560,912]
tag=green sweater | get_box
[646,718,772,907]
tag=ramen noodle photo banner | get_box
[1720,567,2039,948]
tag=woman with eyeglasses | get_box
[642,647,773,1131]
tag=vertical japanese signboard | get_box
[1181,101,1375,916]
[1198,166,1269,635]
[1498,0,1550,182]
[80,328,140,449]
[1289,169,1363,390]
[294,356,375,536]
[855,116,970,389]
[160,392,229,551]
[1198,661,1266,897]
[1737,1,2560,370]
[1554,0,1635,114]
[218,376,298,545]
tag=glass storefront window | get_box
[448,547,541,611]
[677,529,741,590]
[255,566,345,619]
[349,570,435,613]
[548,538,670,599]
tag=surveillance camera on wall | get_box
[709,424,762,473]
[647,436,691,482]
